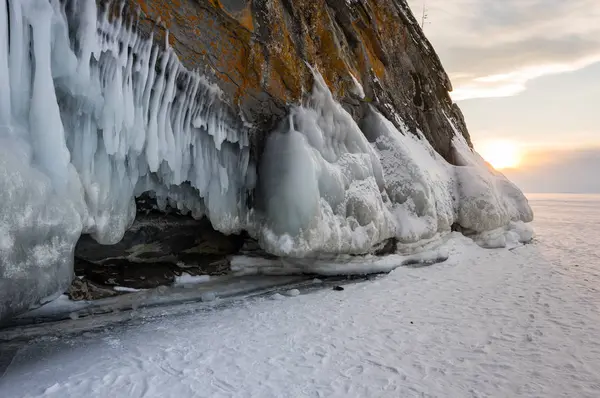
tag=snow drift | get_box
[0,0,532,319]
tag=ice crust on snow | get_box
[0,0,532,317]
[230,247,451,276]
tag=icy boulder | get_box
[452,135,534,233]
[362,110,456,244]
[256,74,396,256]
[255,77,533,257]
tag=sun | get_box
[478,141,522,170]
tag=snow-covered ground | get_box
[1,194,599,397]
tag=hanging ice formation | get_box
[0,0,533,318]
[256,72,533,256]
[0,0,252,318]
[3,0,253,242]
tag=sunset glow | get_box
[478,141,522,170]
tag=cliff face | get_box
[110,0,470,161]
[73,0,476,291]
[0,0,531,322]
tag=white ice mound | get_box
[256,76,533,256]
[452,136,534,232]
[362,110,456,244]
[257,73,396,256]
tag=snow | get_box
[284,289,301,297]
[173,274,211,287]
[113,286,143,293]
[0,0,531,319]
[0,195,598,397]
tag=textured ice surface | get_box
[257,81,533,256]
[0,143,82,320]
[230,246,449,276]
[452,132,534,233]
[364,110,455,244]
[0,0,251,318]
[257,73,395,256]
[0,0,532,319]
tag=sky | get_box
[406,0,600,193]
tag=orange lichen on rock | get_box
[229,5,255,32]
[126,0,379,104]
[96,0,470,160]
[231,42,264,106]
[133,0,175,30]
[261,0,307,101]
[354,26,386,80]
[314,22,349,87]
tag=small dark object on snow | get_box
[333,286,344,291]
[410,321,414,324]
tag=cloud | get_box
[407,0,600,100]
[502,148,600,193]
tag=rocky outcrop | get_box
[107,0,470,161]
[0,0,531,321]
[71,0,474,289]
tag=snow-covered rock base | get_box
[0,0,532,320]
[256,72,533,257]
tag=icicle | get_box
[25,0,72,190]
[0,0,11,126]
[0,0,254,246]
[8,1,32,127]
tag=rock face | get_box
[0,0,532,321]
[73,0,473,286]
[113,0,469,161]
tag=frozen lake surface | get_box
[1,194,599,397]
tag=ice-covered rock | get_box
[1,0,251,320]
[256,72,396,256]
[363,110,456,244]
[0,0,533,321]
[254,90,533,258]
